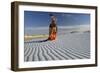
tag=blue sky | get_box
[24,11,90,28]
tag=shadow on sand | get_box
[25,39,48,43]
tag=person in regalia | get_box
[48,14,57,40]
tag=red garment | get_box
[48,32,56,40]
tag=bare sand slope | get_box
[24,32,90,61]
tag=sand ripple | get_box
[24,32,90,61]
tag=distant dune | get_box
[24,34,49,41]
[24,32,90,61]
[24,25,90,35]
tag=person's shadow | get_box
[25,39,48,43]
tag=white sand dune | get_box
[24,32,90,61]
